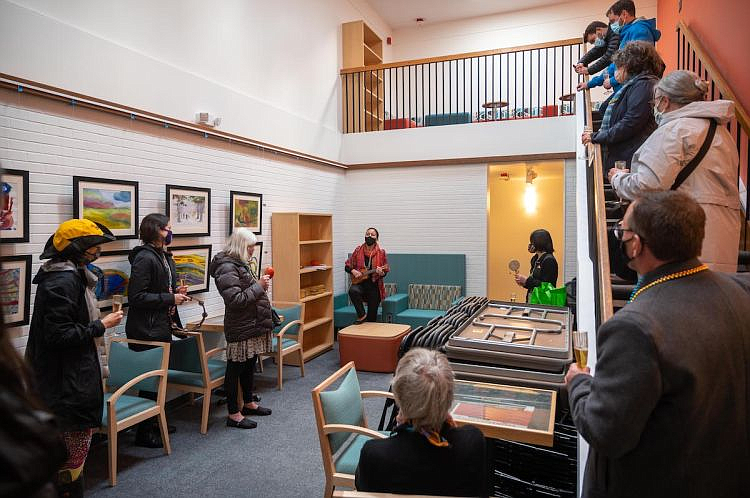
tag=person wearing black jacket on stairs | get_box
[515,229,558,302]
[126,213,190,447]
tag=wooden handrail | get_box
[677,21,750,134]
[340,37,582,75]
[0,73,346,170]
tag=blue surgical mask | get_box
[594,37,605,48]
[610,22,620,34]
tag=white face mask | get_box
[653,97,665,125]
[594,37,606,47]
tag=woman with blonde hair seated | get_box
[609,69,741,272]
[355,348,486,496]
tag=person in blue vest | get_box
[577,0,661,94]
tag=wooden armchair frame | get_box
[259,301,305,390]
[103,338,171,486]
[312,361,394,498]
[167,331,226,434]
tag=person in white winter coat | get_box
[609,70,741,272]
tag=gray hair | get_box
[392,348,455,432]
[656,70,709,104]
[223,228,257,263]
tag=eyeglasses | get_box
[612,221,636,241]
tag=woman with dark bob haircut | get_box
[126,213,190,447]
[581,41,665,173]
[514,229,558,301]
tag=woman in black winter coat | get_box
[582,41,665,173]
[514,229,558,302]
[210,228,274,429]
[25,219,124,497]
[125,213,190,447]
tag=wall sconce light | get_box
[523,165,538,214]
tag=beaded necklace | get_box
[628,264,709,303]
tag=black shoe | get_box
[353,317,367,325]
[242,405,272,416]
[226,417,257,429]
[168,424,177,434]
[135,428,163,448]
[56,477,84,498]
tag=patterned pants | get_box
[58,429,94,483]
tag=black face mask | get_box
[365,236,376,246]
[619,239,633,266]
[528,243,536,253]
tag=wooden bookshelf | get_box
[272,212,334,362]
[342,20,385,133]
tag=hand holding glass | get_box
[573,331,589,368]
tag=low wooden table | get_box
[338,322,411,373]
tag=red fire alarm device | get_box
[387,36,392,45]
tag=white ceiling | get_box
[366,0,577,29]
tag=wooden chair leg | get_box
[257,355,264,373]
[277,350,283,390]
[298,348,305,377]
[200,388,210,434]
[324,479,334,498]
[108,427,118,486]
[157,412,171,455]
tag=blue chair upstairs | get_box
[312,361,392,498]
[103,338,171,486]
[167,332,226,434]
[424,112,472,126]
[259,301,305,390]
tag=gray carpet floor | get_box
[84,342,393,498]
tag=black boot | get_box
[56,471,84,498]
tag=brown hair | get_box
[612,41,665,78]
[583,21,608,43]
[629,191,705,262]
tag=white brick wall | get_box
[340,165,489,297]
[564,158,578,283]
[0,103,346,353]
[1,103,577,353]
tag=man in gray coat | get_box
[566,190,750,498]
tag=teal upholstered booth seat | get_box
[334,254,465,329]
[424,112,472,126]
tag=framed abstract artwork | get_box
[170,244,212,295]
[73,176,139,239]
[88,250,132,311]
[1,168,30,243]
[0,254,32,327]
[166,185,211,237]
[249,241,263,278]
[229,191,262,235]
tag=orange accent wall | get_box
[658,0,750,114]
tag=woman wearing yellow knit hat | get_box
[25,219,124,498]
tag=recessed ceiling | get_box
[366,0,577,29]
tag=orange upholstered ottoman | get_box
[338,323,411,373]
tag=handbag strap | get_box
[670,118,717,190]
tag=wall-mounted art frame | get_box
[88,250,132,311]
[170,244,212,295]
[166,185,211,237]
[229,191,262,235]
[73,176,139,239]
[1,168,30,243]
[249,241,263,278]
[0,254,32,327]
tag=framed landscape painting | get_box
[229,191,262,235]
[0,255,32,327]
[1,168,30,243]
[73,176,139,239]
[166,185,211,237]
[88,250,131,311]
[170,244,212,295]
